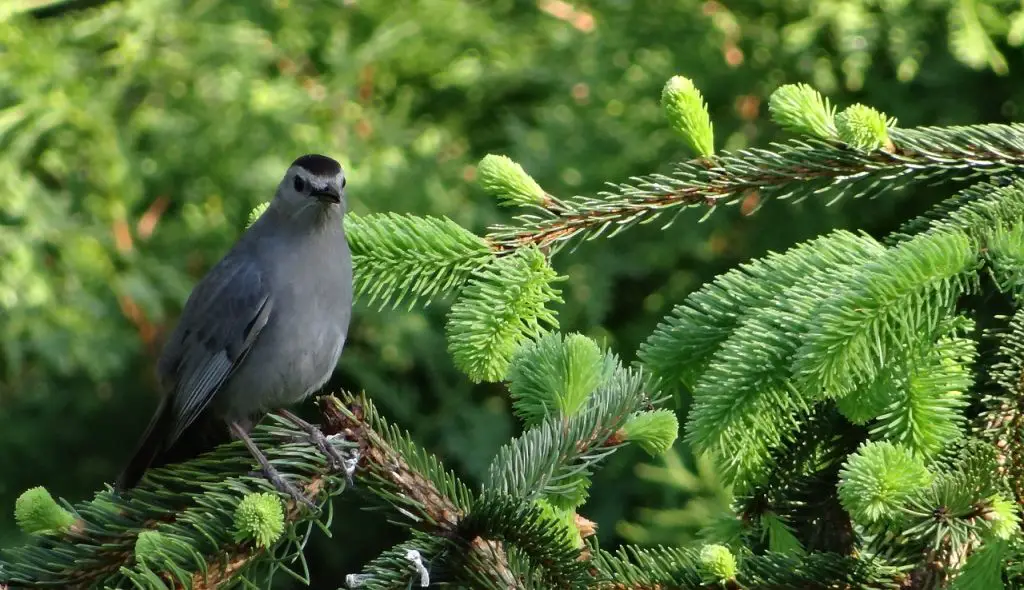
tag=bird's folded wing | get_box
[159,254,273,445]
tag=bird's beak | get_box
[313,187,341,204]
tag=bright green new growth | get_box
[446,247,563,382]
[247,201,270,228]
[347,212,494,309]
[640,230,884,392]
[622,409,678,456]
[793,229,978,398]
[985,496,1020,541]
[506,332,615,426]
[485,362,648,504]
[535,498,582,549]
[14,486,75,535]
[232,492,285,549]
[870,333,974,457]
[698,544,737,583]
[661,75,714,157]
[836,368,901,424]
[835,104,896,152]
[133,530,167,563]
[768,83,838,139]
[684,231,884,487]
[837,441,933,526]
[542,473,591,511]
[477,154,547,208]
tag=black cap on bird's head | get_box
[286,154,347,205]
[292,154,342,177]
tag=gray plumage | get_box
[118,154,352,490]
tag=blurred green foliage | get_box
[1,0,1022,585]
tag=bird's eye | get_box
[293,176,306,192]
[341,177,347,189]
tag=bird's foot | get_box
[232,420,318,513]
[260,463,318,513]
[278,410,348,473]
[304,427,349,473]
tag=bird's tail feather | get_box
[117,401,228,490]
[116,398,173,490]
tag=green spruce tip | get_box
[836,370,900,424]
[768,83,837,139]
[835,104,896,153]
[837,441,933,526]
[698,543,737,583]
[14,486,76,535]
[543,472,591,511]
[477,154,547,208]
[535,498,583,549]
[985,495,1020,540]
[446,247,563,383]
[247,201,270,228]
[661,75,714,157]
[133,530,169,564]
[622,409,678,456]
[233,492,286,549]
[506,332,611,426]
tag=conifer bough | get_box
[9,75,1024,589]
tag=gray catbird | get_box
[117,154,353,507]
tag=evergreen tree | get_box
[5,67,1024,588]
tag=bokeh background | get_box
[2,0,1022,586]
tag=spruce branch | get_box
[506,332,617,427]
[589,543,900,589]
[870,332,975,458]
[640,230,884,392]
[685,230,884,487]
[485,363,649,503]
[487,123,1024,254]
[0,413,355,589]
[345,533,450,590]
[446,247,563,383]
[346,212,494,309]
[837,366,903,425]
[793,228,980,398]
[738,551,899,589]
[759,512,805,557]
[331,393,596,589]
[890,178,1024,246]
[322,394,471,532]
[950,538,1007,590]
[453,492,589,589]
[736,407,863,555]
[340,126,1024,313]
[328,393,523,589]
[587,544,704,588]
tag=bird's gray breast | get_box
[216,227,352,420]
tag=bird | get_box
[116,154,353,508]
